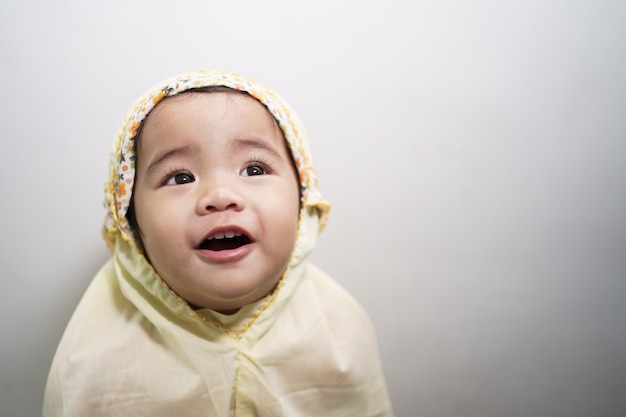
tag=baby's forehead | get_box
[145,90,281,132]
[137,90,289,154]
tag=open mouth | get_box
[198,230,252,251]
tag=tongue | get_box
[201,235,250,251]
[207,239,240,251]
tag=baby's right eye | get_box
[165,172,195,185]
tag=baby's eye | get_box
[242,164,268,177]
[165,172,195,185]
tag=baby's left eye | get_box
[242,164,267,176]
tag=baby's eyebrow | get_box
[145,144,200,175]
[231,138,283,160]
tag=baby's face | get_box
[132,92,300,312]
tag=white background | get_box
[1,1,625,416]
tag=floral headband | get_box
[102,70,329,251]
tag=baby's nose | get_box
[197,183,245,213]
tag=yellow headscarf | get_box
[44,70,393,417]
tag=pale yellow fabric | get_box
[43,70,393,416]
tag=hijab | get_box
[44,70,393,416]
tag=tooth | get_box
[234,231,242,237]
[213,232,225,239]
[225,230,235,238]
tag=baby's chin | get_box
[184,279,282,315]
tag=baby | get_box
[44,70,393,416]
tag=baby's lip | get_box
[197,226,253,251]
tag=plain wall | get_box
[1,1,625,416]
